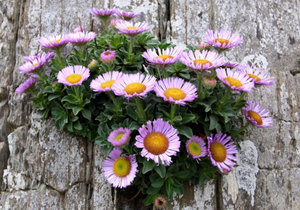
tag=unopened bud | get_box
[88,59,99,70]
[154,196,167,209]
[203,76,217,89]
[198,42,210,50]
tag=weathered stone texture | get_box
[1,0,300,209]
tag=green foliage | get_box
[26,26,249,205]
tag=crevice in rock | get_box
[157,0,170,41]
[209,0,216,30]
[85,140,94,210]
[215,173,224,210]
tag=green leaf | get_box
[181,113,196,124]
[142,160,156,174]
[209,115,221,131]
[61,95,78,104]
[72,107,82,116]
[146,186,160,195]
[74,121,82,130]
[165,178,174,198]
[177,125,193,138]
[154,165,166,178]
[82,108,91,121]
[151,177,164,188]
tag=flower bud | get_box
[154,196,167,209]
[203,76,217,89]
[88,59,99,70]
[198,42,210,50]
[100,50,116,63]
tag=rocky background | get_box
[0,0,300,209]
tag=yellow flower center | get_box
[248,110,263,125]
[101,80,115,89]
[224,77,242,88]
[210,142,227,162]
[164,88,186,101]
[126,26,137,30]
[214,38,230,46]
[144,132,169,155]
[188,142,202,156]
[32,62,39,67]
[66,74,82,84]
[193,59,212,67]
[124,82,146,95]
[156,55,174,62]
[248,74,261,81]
[55,39,61,43]
[115,133,125,141]
[113,157,131,177]
[104,52,111,56]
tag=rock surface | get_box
[0,0,300,209]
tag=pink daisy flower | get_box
[239,65,274,86]
[186,136,208,161]
[19,52,55,74]
[57,65,90,86]
[207,132,238,173]
[135,119,180,165]
[154,77,197,105]
[90,71,123,92]
[204,29,243,49]
[142,47,182,66]
[245,101,273,128]
[102,148,138,188]
[68,32,97,44]
[100,50,116,63]
[73,26,86,33]
[112,73,156,98]
[216,68,254,92]
[39,35,69,49]
[15,76,37,94]
[108,127,131,147]
[90,8,116,18]
[180,50,225,72]
[115,21,149,35]
[115,10,141,20]
[110,19,124,27]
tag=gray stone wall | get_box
[0,0,299,209]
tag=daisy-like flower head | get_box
[207,132,238,173]
[110,19,124,27]
[90,8,116,18]
[112,73,156,98]
[154,77,197,106]
[204,29,243,49]
[15,76,37,94]
[19,52,55,74]
[216,68,254,92]
[198,42,211,50]
[90,71,123,92]
[142,47,182,66]
[100,50,116,63]
[154,196,167,209]
[115,10,141,20]
[239,65,274,86]
[245,101,273,128]
[39,35,69,49]
[108,127,131,147]
[186,136,208,161]
[180,50,225,72]
[57,65,90,86]
[102,148,138,188]
[115,21,149,35]
[68,32,97,44]
[222,61,241,69]
[135,119,180,165]
[73,26,86,33]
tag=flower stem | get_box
[234,92,246,107]
[134,97,147,122]
[128,36,134,58]
[54,48,64,68]
[197,72,205,101]
[156,66,162,80]
[231,122,250,137]
[220,88,231,104]
[107,92,121,112]
[170,103,176,123]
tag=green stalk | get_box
[231,123,250,137]
[134,97,147,122]
[170,103,176,123]
[107,92,121,112]
[220,88,231,104]
[234,92,246,107]
[156,66,162,80]
[197,72,205,101]
[128,36,134,58]
[54,48,64,68]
